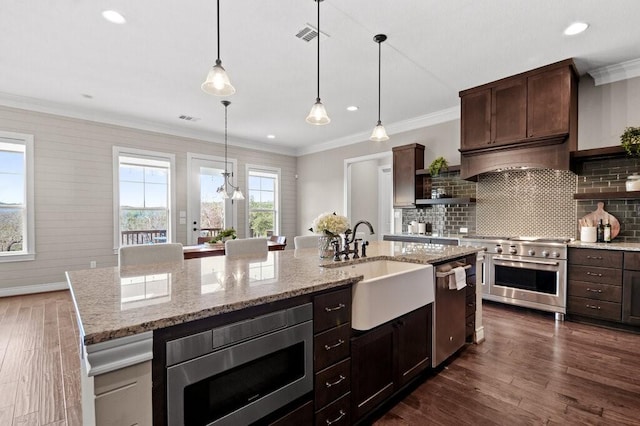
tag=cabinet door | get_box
[392,145,424,208]
[460,89,491,150]
[350,324,394,421]
[491,78,527,145]
[395,305,431,388]
[623,270,640,325]
[527,67,572,138]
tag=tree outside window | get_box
[247,168,279,238]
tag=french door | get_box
[187,154,235,245]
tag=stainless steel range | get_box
[461,236,570,320]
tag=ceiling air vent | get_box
[178,115,200,122]
[295,24,329,42]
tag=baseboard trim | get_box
[0,281,69,297]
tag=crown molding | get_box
[588,57,640,86]
[295,106,460,156]
[0,92,297,157]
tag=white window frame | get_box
[0,131,35,262]
[113,147,176,252]
[245,165,281,238]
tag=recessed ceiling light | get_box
[102,10,126,24]
[563,22,588,36]
[267,134,276,139]
[347,106,359,111]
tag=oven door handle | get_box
[492,256,560,267]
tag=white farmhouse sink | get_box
[334,260,434,331]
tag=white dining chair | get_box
[119,243,184,267]
[225,238,268,256]
[294,235,319,249]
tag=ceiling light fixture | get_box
[102,10,126,24]
[202,0,236,96]
[267,134,276,139]
[564,22,589,36]
[217,100,244,200]
[347,106,359,112]
[306,0,330,125]
[370,34,389,142]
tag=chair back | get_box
[119,243,183,267]
[294,235,319,249]
[225,238,268,256]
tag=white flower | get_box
[310,212,350,236]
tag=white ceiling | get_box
[2,1,640,156]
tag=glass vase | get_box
[318,235,337,259]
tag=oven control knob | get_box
[551,251,560,258]
[528,249,535,256]
[541,250,550,257]
[508,246,518,255]
[495,245,503,254]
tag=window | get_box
[0,132,34,262]
[246,166,280,238]
[114,147,175,248]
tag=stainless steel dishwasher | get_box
[432,262,471,367]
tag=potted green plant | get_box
[208,228,237,244]
[621,126,640,156]
[428,156,449,177]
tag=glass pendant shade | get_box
[231,189,245,200]
[202,61,236,96]
[306,99,330,125]
[370,121,389,141]
[218,188,230,199]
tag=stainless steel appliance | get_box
[461,236,569,320]
[166,303,313,426]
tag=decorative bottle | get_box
[596,219,604,243]
[604,218,612,243]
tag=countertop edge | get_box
[568,241,640,251]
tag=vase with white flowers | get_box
[309,212,350,258]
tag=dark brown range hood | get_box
[458,59,579,181]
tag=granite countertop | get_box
[568,241,640,251]
[67,241,481,346]
[383,233,465,241]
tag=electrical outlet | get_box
[459,227,468,234]
[90,261,96,268]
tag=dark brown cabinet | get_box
[492,78,527,145]
[623,252,640,325]
[460,89,491,150]
[392,143,424,208]
[350,304,432,422]
[527,66,574,138]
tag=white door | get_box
[187,155,234,245]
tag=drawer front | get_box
[465,313,475,340]
[315,358,351,409]
[569,248,623,268]
[568,296,621,322]
[314,324,351,372]
[568,280,622,303]
[624,251,640,271]
[314,289,352,333]
[315,393,350,426]
[269,400,313,426]
[568,265,622,286]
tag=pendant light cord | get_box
[224,103,228,176]
[316,0,320,101]
[216,0,221,62]
[377,40,381,123]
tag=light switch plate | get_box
[459,227,468,234]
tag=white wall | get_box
[349,160,379,230]
[0,105,297,292]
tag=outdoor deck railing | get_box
[121,230,167,246]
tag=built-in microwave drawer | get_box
[314,288,351,333]
[568,280,622,303]
[568,296,621,322]
[315,357,351,409]
[314,324,351,372]
[569,248,623,268]
[568,265,622,286]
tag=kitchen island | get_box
[66,241,483,425]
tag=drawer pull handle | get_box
[325,303,346,312]
[586,272,603,277]
[325,374,346,388]
[324,339,345,351]
[586,255,603,260]
[586,304,601,310]
[586,288,603,293]
[326,410,347,425]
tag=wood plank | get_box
[12,411,39,426]
[39,350,65,425]
[13,349,42,419]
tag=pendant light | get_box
[216,100,244,200]
[202,0,236,96]
[370,34,389,141]
[306,0,330,125]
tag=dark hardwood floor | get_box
[2,292,640,425]
[375,302,640,426]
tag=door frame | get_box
[186,152,238,245]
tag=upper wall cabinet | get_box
[459,59,579,180]
[392,143,424,208]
